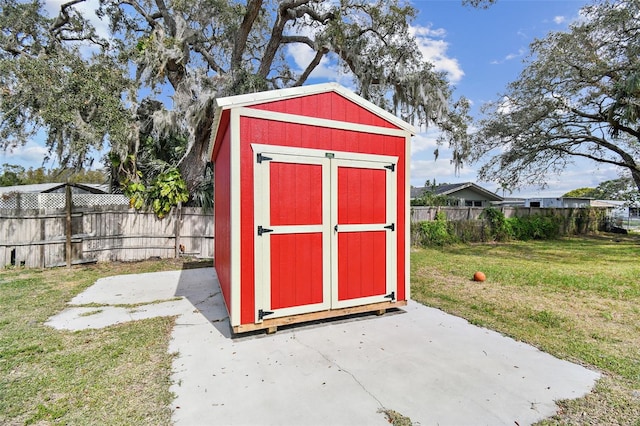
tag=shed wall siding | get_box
[214,125,233,315]
[252,92,397,130]
[238,113,407,325]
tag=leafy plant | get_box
[123,168,189,218]
[481,207,512,241]
[416,211,458,246]
[507,214,561,240]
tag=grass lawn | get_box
[411,234,640,425]
[2,236,639,425]
[0,259,208,426]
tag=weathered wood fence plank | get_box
[0,205,213,268]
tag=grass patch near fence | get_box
[411,234,640,424]
[0,258,204,425]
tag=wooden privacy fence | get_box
[411,206,609,223]
[410,205,608,242]
[0,205,213,268]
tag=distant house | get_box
[0,183,127,209]
[593,200,640,219]
[523,197,594,208]
[521,197,638,218]
[411,182,503,207]
[0,182,109,195]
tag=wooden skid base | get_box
[233,300,407,334]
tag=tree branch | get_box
[154,0,176,36]
[294,47,328,86]
[281,35,315,48]
[49,0,87,33]
[120,0,160,28]
[193,44,225,75]
[231,0,263,73]
[550,144,639,172]
[257,1,335,79]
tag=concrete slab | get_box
[47,267,600,426]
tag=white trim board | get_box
[216,83,415,134]
[207,83,416,160]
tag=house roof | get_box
[411,182,504,201]
[592,200,624,208]
[0,183,109,194]
[207,83,416,160]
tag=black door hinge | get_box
[384,164,395,172]
[385,291,395,301]
[384,223,395,231]
[258,309,274,320]
[258,226,274,236]
[257,153,273,163]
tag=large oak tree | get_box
[468,0,640,192]
[1,0,482,211]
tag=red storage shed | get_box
[208,83,415,333]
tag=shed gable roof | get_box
[208,83,415,160]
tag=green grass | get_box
[0,258,205,426]
[411,234,640,425]
[3,239,639,425]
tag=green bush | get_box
[416,212,458,246]
[411,207,600,247]
[481,207,512,241]
[507,214,561,240]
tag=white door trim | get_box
[330,156,397,309]
[252,144,399,321]
[253,146,331,322]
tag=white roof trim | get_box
[207,83,416,160]
[215,83,415,133]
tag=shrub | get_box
[481,207,512,241]
[507,214,561,240]
[416,212,458,246]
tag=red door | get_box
[331,158,397,309]
[253,145,396,323]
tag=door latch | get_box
[258,226,274,236]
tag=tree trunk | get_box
[631,167,640,192]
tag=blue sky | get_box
[406,0,613,198]
[3,0,613,197]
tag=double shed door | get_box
[253,144,397,323]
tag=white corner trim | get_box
[229,109,242,327]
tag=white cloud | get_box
[411,25,446,38]
[553,15,567,25]
[525,164,622,197]
[410,25,464,83]
[491,48,526,65]
[410,126,479,187]
[410,130,440,155]
[410,157,477,187]
[496,96,516,115]
[0,142,49,168]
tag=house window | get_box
[530,202,541,207]
[465,200,483,207]
[630,208,640,218]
